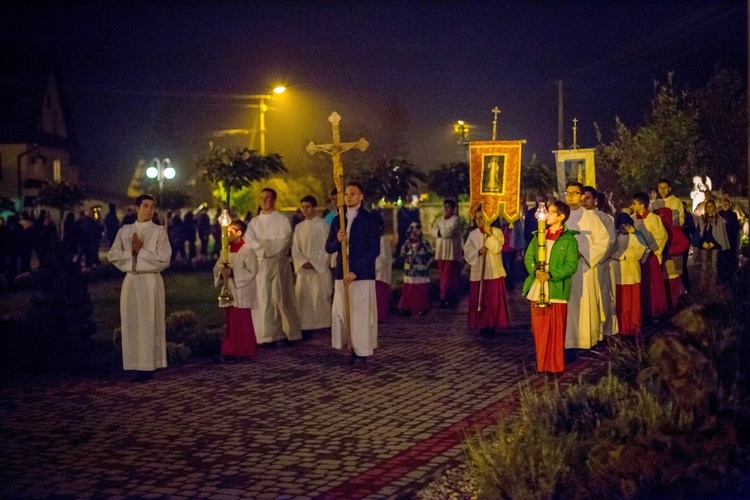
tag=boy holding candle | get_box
[523,201,579,374]
[214,219,258,362]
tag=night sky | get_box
[1,0,746,200]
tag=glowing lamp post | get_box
[217,208,234,305]
[535,202,551,308]
[256,86,286,155]
[145,157,176,207]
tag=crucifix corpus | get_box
[306,112,369,350]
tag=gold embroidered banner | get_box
[553,148,596,195]
[469,140,524,224]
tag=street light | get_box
[249,86,286,155]
[146,157,175,208]
[454,120,471,161]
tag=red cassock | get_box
[222,308,257,358]
[616,284,641,336]
[468,278,510,329]
[640,253,669,318]
[530,303,566,373]
[437,260,462,302]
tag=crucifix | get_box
[306,112,369,350]
[572,117,579,150]
[491,106,501,141]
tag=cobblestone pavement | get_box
[0,288,600,499]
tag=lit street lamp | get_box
[146,157,176,209]
[250,86,286,155]
[454,120,471,161]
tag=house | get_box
[0,56,78,212]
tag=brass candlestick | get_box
[535,203,551,308]
[217,209,234,306]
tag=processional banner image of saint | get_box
[553,148,596,195]
[469,140,524,224]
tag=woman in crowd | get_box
[695,199,729,292]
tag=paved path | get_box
[0,289,599,498]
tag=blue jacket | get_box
[326,207,381,281]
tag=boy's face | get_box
[630,199,645,214]
[227,225,242,243]
[300,201,316,219]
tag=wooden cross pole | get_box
[479,106,501,312]
[491,106,501,141]
[306,112,369,350]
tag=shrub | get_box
[167,342,191,365]
[188,328,222,357]
[166,310,200,345]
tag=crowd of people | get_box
[518,179,746,375]
[5,176,747,382]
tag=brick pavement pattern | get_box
[0,289,598,498]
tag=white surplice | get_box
[375,235,393,285]
[292,217,332,330]
[432,214,463,262]
[213,243,257,309]
[463,227,506,281]
[565,207,608,349]
[244,211,302,343]
[107,220,172,371]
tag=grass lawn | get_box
[1,271,223,339]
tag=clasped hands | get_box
[131,233,144,256]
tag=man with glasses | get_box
[563,182,609,353]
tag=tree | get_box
[36,181,86,228]
[196,143,287,210]
[596,72,701,197]
[427,161,469,200]
[352,156,427,206]
[692,65,748,195]
[520,154,556,199]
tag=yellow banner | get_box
[553,148,596,195]
[469,140,524,224]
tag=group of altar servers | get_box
[110,177,697,381]
[212,183,380,368]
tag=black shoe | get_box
[419,310,430,316]
[438,300,448,309]
[398,310,412,317]
[347,352,357,366]
[479,328,496,338]
[131,371,154,383]
[220,355,236,364]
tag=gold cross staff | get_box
[306,112,369,351]
[491,106,501,141]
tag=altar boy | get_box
[214,220,258,362]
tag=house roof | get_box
[0,50,76,151]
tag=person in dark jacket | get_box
[104,203,120,248]
[326,182,381,368]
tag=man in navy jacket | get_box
[326,182,381,367]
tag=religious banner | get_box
[469,140,524,224]
[553,148,596,195]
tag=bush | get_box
[188,328,222,358]
[464,299,750,499]
[167,342,191,365]
[166,310,200,345]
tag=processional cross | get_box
[306,112,369,350]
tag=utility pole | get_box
[557,81,564,149]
